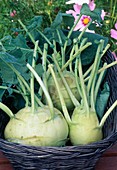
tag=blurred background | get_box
[0,0,117,52]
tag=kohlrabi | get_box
[21,16,92,112]
[48,39,117,145]
[0,41,68,146]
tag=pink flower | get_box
[10,10,16,17]
[66,1,105,32]
[74,15,92,31]
[66,0,90,5]
[110,22,117,41]
[66,0,96,10]
[101,10,106,20]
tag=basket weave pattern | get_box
[0,51,117,170]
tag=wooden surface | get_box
[0,143,117,170]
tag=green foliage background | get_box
[0,0,117,51]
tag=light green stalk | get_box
[61,42,92,71]
[27,63,54,119]
[0,86,24,95]
[83,44,110,79]
[18,19,43,55]
[78,56,89,115]
[90,40,105,110]
[48,64,72,125]
[63,14,82,52]
[99,100,117,128]
[52,53,80,107]
[0,102,14,118]
[94,63,107,103]
[30,40,38,113]
[84,60,117,83]
[1,59,44,107]
[69,45,75,72]
[17,77,29,107]
[56,29,65,67]
[42,43,48,90]
[74,38,88,99]
[87,40,104,100]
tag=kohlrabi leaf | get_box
[0,52,19,64]
[27,16,43,31]
[96,82,110,119]
[0,89,6,101]
[51,12,63,29]
[0,59,17,85]
[69,31,108,65]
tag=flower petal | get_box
[74,4,81,14]
[101,10,106,20]
[66,0,89,5]
[89,0,96,11]
[115,22,117,30]
[110,29,117,40]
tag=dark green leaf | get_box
[27,16,43,31]
[96,82,110,119]
[51,12,63,29]
[69,31,108,65]
[0,59,18,85]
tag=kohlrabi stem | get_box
[74,38,88,98]
[42,43,48,90]
[53,39,57,53]
[99,100,117,128]
[63,14,82,52]
[41,43,49,105]
[77,21,91,41]
[90,75,96,111]
[1,60,44,107]
[37,30,54,49]
[0,102,14,118]
[38,68,50,97]
[83,44,110,79]
[89,40,104,110]
[69,45,75,72]
[61,42,92,71]
[94,63,107,102]
[52,54,80,107]
[87,40,104,99]
[18,19,43,55]
[30,41,38,113]
[48,64,72,125]
[56,29,65,66]
[78,57,89,115]
[0,86,24,95]
[98,61,117,73]
[17,77,29,107]
[84,61,117,83]
[27,63,55,119]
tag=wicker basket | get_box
[0,50,117,170]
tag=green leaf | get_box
[0,52,20,64]
[35,63,44,77]
[96,82,110,119]
[0,59,17,85]
[51,12,63,29]
[0,89,6,101]
[27,16,43,31]
[62,13,74,28]
[69,31,108,65]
